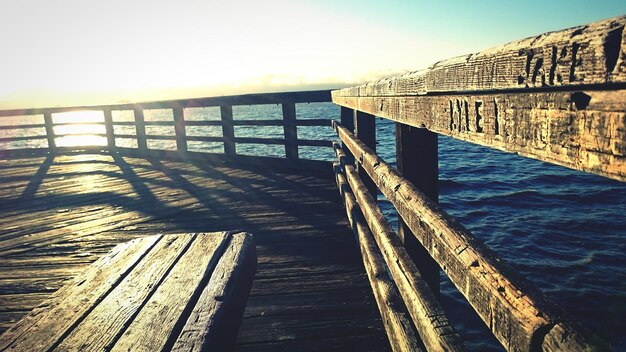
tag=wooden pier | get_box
[0,15,625,352]
[0,151,389,351]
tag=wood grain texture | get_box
[172,232,256,352]
[55,234,194,351]
[333,162,421,352]
[43,112,56,149]
[332,15,626,183]
[133,107,147,150]
[395,125,440,294]
[282,103,299,160]
[333,89,626,182]
[0,236,160,351]
[335,146,463,352]
[334,122,595,351]
[103,108,115,149]
[111,233,230,351]
[333,16,626,96]
[0,153,389,350]
[1,232,255,352]
[221,106,236,156]
[172,107,188,152]
[0,90,332,117]
[355,111,377,196]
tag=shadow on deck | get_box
[0,151,390,351]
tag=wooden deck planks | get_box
[0,236,160,351]
[173,233,256,352]
[110,233,229,351]
[0,152,390,351]
[54,235,193,351]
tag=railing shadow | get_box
[0,151,356,269]
[18,154,55,201]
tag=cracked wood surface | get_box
[1,232,255,352]
[334,162,424,352]
[332,15,626,182]
[334,16,626,95]
[335,123,595,352]
[334,144,465,352]
[0,152,391,351]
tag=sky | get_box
[0,0,625,109]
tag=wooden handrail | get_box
[333,121,595,351]
[329,17,625,348]
[334,161,425,352]
[0,136,47,143]
[0,90,332,117]
[335,17,625,94]
[103,108,115,149]
[332,16,626,182]
[334,143,464,352]
[0,90,334,161]
[43,112,56,150]
[0,124,46,130]
[220,106,236,155]
[172,107,187,152]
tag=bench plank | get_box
[54,234,195,350]
[0,232,256,352]
[0,235,161,351]
[173,232,257,352]
[111,232,229,351]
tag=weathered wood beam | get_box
[332,15,626,182]
[355,111,377,196]
[0,90,332,117]
[333,89,626,182]
[177,119,330,127]
[172,107,187,152]
[220,106,236,156]
[333,162,424,352]
[333,122,596,351]
[282,103,298,159]
[172,232,256,351]
[334,16,626,96]
[43,112,56,150]
[0,236,161,351]
[0,136,48,143]
[103,108,116,149]
[340,107,356,164]
[396,125,440,295]
[133,107,147,150]
[334,145,464,351]
[0,124,45,130]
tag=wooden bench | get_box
[0,231,256,352]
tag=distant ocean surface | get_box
[1,102,625,351]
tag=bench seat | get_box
[0,232,256,352]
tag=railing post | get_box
[43,111,56,151]
[103,108,116,150]
[133,107,147,150]
[355,111,376,196]
[282,103,298,159]
[220,106,236,156]
[340,107,355,164]
[396,123,440,295]
[172,107,187,153]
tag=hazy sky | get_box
[1,0,625,108]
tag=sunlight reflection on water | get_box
[52,111,107,147]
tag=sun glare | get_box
[53,111,107,147]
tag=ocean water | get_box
[1,102,625,350]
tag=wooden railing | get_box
[331,15,626,352]
[0,90,334,162]
[0,15,624,352]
